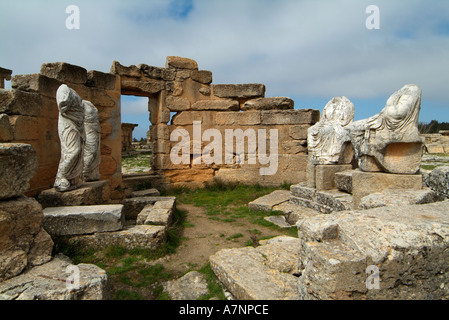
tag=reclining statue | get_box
[348,84,423,174]
[308,96,355,165]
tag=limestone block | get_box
[426,143,445,154]
[0,255,109,300]
[424,166,449,198]
[165,95,191,111]
[191,99,239,111]
[212,84,265,99]
[314,164,353,191]
[138,64,176,81]
[171,110,215,126]
[0,196,53,281]
[130,188,160,198]
[163,271,209,300]
[191,70,212,84]
[38,180,111,208]
[11,74,61,98]
[0,114,13,141]
[334,170,354,193]
[86,70,118,90]
[149,124,170,140]
[210,240,300,300]
[352,170,423,208]
[110,61,142,77]
[42,204,124,236]
[66,225,167,251]
[0,143,38,199]
[138,206,173,226]
[8,115,40,141]
[215,111,261,126]
[122,196,176,220]
[0,89,45,117]
[358,188,445,209]
[261,109,320,125]
[40,62,87,84]
[166,56,198,70]
[281,140,307,154]
[121,79,164,95]
[242,97,294,111]
[289,125,309,140]
[248,190,291,212]
[296,200,449,299]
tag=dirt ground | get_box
[155,202,286,276]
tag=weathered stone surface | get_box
[212,84,265,99]
[261,109,320,125]
[65,225,166,251]
[163,271,209,300]
[191,99,239,111]
[191,70,212,84]
[42,204,124,236]
[137,205,173,226]
[334,170,354,193]
[248,190,290,212]
[130,188,160,198]
[40,62,87,84]
[352,170,423,208]
[264,215,292,228]
[210,236,300,300]
[38,180,110,209]
[11,74,61,98]
[0,254,109,300]
[122,196,176,219]
[358,188,445,209]
[424,166,449,198]
[0,143,38,199]
[166,56,198,70]
[0,89,46,117]
[242,97,294,111]
[0,114,13,141]
[308,96,355,165]
[86,70,118,90]
[349,84,423,174]
[121,79,164,95]
[165,95,191,111]
[314,164,353,191]
[0,196,53,281]
[110,61,141,77]
[83,100,101,181]
[215,111,261,126]
[296,200,449,300]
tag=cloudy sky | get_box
[1,0,448,139]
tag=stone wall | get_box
[0,63,122,196]
[112,56,319,188]
[121,123,138,152]
[422,132,449,154]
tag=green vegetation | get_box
[55,180,297,300]
[121,151,152,173]
[419,120,449,134]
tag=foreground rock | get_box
[163,271,209,300]
[0,196,53,281]
[0,254,109,300]
[0,143,38,199]
[296,200,449,299]
[42,204,124,236]
[210,236,299,300]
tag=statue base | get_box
[38,180,111,208]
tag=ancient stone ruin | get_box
[1,56,449,300]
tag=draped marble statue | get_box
[54,84,86,191]
[308,96,355,165]
[83,100,101,181]
[348,84,423,174]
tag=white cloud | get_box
[1,0,448,129]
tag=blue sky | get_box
[1,0,448,139]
